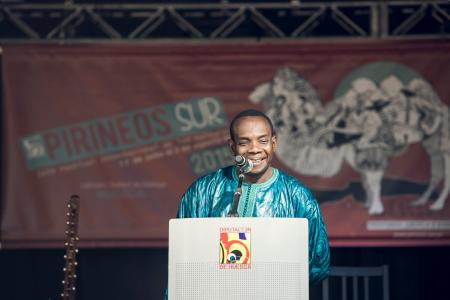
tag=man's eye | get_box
[259,139,268,144]
[238,142,248,146]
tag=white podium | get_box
[168,218,309,300]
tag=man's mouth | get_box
[249,158,264,166]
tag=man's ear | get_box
[272,135,277,151]
[228,139,236,155]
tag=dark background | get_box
[1,246,449,300]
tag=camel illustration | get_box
[249,66,450,215]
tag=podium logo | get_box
[219,227,251,267]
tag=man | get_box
[176,109,330,283]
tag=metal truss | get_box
[0,1,448,41]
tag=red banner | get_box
[2,41,450,248]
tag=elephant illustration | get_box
[249,66,450,215]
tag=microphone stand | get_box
[227,171,245,217]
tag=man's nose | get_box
[248,141,261,153]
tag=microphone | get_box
[235,155,253,174]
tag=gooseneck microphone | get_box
[235,155,253,174]
[228,155,253,217]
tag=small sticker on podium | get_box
[219,227,251,268]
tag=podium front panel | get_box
[168,218,308,300]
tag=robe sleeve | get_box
[176,174,211,218]
[297,186,330,283]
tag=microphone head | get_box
[235,155,246,167]
[235,155,253,173]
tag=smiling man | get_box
[176,109,330,283]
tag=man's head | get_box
[228,109,277,183]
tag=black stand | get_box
[227,172,245,217]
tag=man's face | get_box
[229,116,277,183]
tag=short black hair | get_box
[229,109,276,141]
